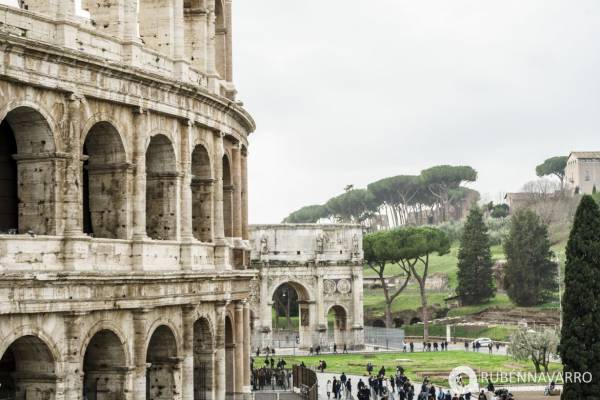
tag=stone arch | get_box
[193,316,215,400]
[409,317,422,325]
[0,330,61,400]
[269,280,314,349]
[268,279,313,303]
[372,319,386,328]
[146,324,181,399]
[327,305,348,349]
[82,120,130,239]
[222,153,233,237]
[0,104,60,234]
[192,144,214,242]
[79,321,132,369]
[146,133,179,240]
[80,114,130,161]
[393,317,405,328]
[0,100,59,153]
[82,328,129,399]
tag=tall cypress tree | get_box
[504,209,558,306]
[560,195,600,398]
[457,206,495,305]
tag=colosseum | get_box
[0,1,255,399]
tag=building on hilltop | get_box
[564,151,600,195]
[0,1,255,399]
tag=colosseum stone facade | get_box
[0,1,255,399]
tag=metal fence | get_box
[293,365,318,400]
[364,326,405,349]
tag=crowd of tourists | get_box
[250,354,292,391]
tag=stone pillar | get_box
[206,1,217,75]
[132,108,148,240]
[242,301,251,388]
[352,268,365,349]
[63,93,83,237]
[259,268,271,344]
[231,144,242,239]
[182,305,195,400]
[213,132,225,240]
[241,148,249,240]
[123,0,140,43]
[173,0,185,59]
[214,302,227,400]
[64,312,86,400]
[315,272,327,346]
[133,309,151,400]
[224,0,233,82]
[180,120,194,241]
[234,302,244,394]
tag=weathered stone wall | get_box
[249,224,365,350]
[0,1,255,399]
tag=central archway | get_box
[270,281,312,349]
[327,305,348,350]
[83,329,128,399]
[0,335,57,399]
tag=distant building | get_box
[565,151,600,194]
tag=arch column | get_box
[242,301,251,389]
[64,93,83,237]
[214,302,227,400]
[132,108,148,241]
[234,302,244,394]
[231,144,242,239]
[180,120,194,242]
[64,312,87,400]
[132,309,151,400]
[182,305,195,400]
[241,148,248,240]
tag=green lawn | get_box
[273,351,560,387]
[403,323,516,341]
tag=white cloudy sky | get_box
[234,0,600,224]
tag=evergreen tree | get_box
[456,206,495,305]
[503,209,558,306]
[560,195,600,398]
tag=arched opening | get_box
[271,282,312,349]
[410,317,422,325]
[83,329,127,399]
[146,325,179,399]
[0,335,57,399]
[394,318,405,328]
[0,120,17,233]
[146,135,178,240]
[372,319,386,328]
[214,0,229,81]
[194,318,214,400]
[222,154,233,237]
[0,106,57,235]
[225,316,235,398]
[83,122,129,239]
[327,306,348,350]
[192,145,213,242]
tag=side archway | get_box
[146,134,178,240]
[146,325,181,398]
[327,305,348,349]
[0,106,58,235]
[192,144,213,242]
[82,121,130,239]
[82,329,129,399]
[0,335,58,399]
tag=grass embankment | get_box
[274,352,560,387]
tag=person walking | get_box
[345,379,353,400]
[334,343,338,353]
[410,342,414,352]
[327,379,333,399]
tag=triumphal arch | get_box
[249,224,365,351]
[0,0,255,399]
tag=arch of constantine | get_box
[0,0,255,399]
[249,224,365,351]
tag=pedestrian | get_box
[343,344,349,354]
[464,341,469,351]
[488,343,492,354]
[327,379,332,399]
[346,379,353,400]
[390,375,396,393]
[410,342,414,352]
[477,391,486,400]
[334,343,338,353]
[495,342,500,352]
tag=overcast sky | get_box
[233,0,600,224]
